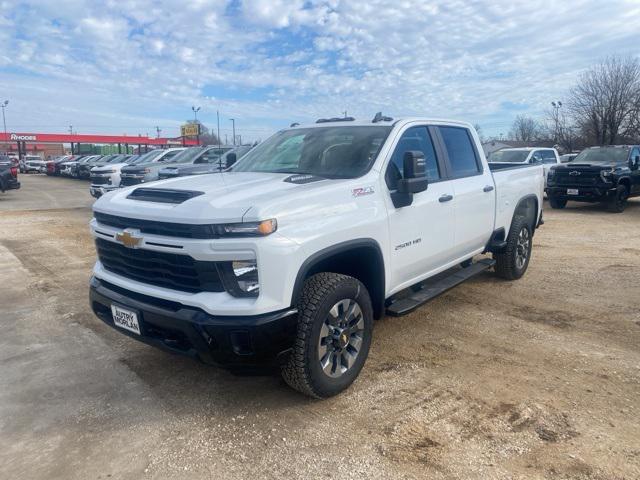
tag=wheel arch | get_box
[618,177,631,189]
[292,239,386,319]
[513,194,539,234]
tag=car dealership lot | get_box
[1,175,639,479]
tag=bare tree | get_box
[509,115,541,143]
[567,56,640,145]
[544,107,579,153]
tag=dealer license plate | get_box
[567,188,579,195]
[111,304,141,335]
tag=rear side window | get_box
[539,150,557,164]
[386,126,439,190]
[439,126,481,177]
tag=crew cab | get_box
[547,145,640,212]
[158,145,253,179]
[118,147,203,187]
[488,147,560,187]
[89,116,544,398]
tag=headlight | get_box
[218,260,259,297]
[216,219,277,237]
[547,169,556,181]
[600,169,614,182]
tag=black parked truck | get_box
[546,145,640,212]
[0,155,20,193]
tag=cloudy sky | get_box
[1,0,639,141]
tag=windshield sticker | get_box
[352,186,374,197]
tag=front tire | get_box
[549,196,567,209]
[607,185,628,213]
[281,272,373,398]
[494,216,532,280]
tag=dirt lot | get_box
[1,174,639,480]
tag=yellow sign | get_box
[181,124,200,137]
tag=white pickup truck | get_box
[488,147,560,187]
[89,115,544,397]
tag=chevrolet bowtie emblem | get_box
[569,170,581,176]
[115,229,143,248]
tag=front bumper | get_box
[90,184,119,198]
[546,185,615,202]
[5,179,20,190]
[90,276,298,372]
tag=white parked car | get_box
[488,147,560,186]
[89,148,186,198]
[19,155,46,173]
[89,116,544,397]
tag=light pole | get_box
[551,101,562,143]
[192,106,201,145]
[216,110,221,149]
[229,118,236,146]
[1,100,8,151]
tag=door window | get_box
[386,126,439,190]
[439,126,481,177]
[539,150,557,164]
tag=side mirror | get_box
[392,151,428,208]
[226,152,237,168]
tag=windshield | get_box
[166,147,208,164]
[231,126,391,178]
[570,147,629,164]
[107,154,128,164]
[488,150,530,163]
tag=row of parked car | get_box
[488,145,640,212]
[44,144,254,198]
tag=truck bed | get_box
[490,163,544,233]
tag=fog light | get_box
[218,260,259,297]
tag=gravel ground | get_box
[1,175,639,479]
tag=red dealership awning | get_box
[1,132,198,146]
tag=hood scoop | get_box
[126,187,204,204]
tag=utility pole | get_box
[1,100,8,151]
[155,126,161,138]
[229,118,236,146]
[68,125,73,135]
[192,106,201,145]
[217,110,221,149]
[551,101,562,143]
[225,134,228,145]
[342,110,348,118]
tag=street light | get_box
[229,118,236,146]
[192,106,201,145]
[1,100,8,151]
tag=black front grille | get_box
[95,238,223,293]
[91,176,111,185]
[120,176,143,187]
[94,212,219,239]
[556,174,598,186]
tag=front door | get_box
[384,125,457,291]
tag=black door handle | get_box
[439,194,453,203]
[483,185,494,192]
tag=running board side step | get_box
[386,258,496,317]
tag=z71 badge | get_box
[352,186,374,197]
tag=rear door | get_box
[436,126,495,258]
[384,124,457,289]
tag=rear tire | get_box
[607,185,628,213]
[549,196,567,209]
[494,216,532,280]
[281,272,373,398]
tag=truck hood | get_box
[93,171,351,224]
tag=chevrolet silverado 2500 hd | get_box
[89,115,544,398]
